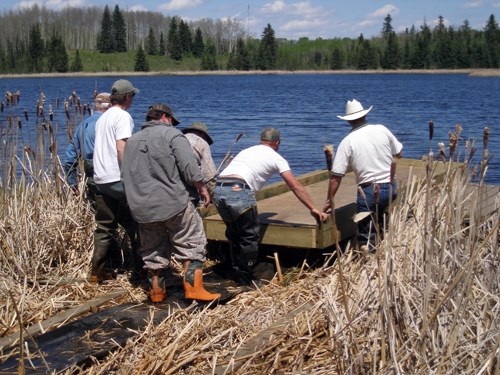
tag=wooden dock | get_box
[203,158,499,249]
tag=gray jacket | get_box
[121,120,203,223]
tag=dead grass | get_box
[0,100,498,373]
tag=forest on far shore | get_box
[0,4,499,74]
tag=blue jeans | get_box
[356,182,397,247]
[213,185,260,272]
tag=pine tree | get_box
[112,5,127,52]
[381,31,401,69]
[167,18,181,60]
[402,38,412,68]
[226,49,236,69]
[381,14,394,39]
[159,32,165,56]
[458,21,474,67]
[47,33,68,72]
[228,37,250,70]
[330,47,343,70]
[97,5,113,53]
[432,16,454,68]
[134,45,149,72]
[411,22,432,68]
[484,14,499,68]
[178,20,192,57]
[70,49,83,72]
[257,23,277,70]
[192,28,204,58]
[200,39,217,70]
[146,27,158,55]
[380,13,401,69]
[28,23,45,73]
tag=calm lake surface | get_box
[1,73,499,185]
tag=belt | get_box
[358,182,392,188]
[216,178,251,190]
[358,182,372,188]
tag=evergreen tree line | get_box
[0,4,498,74]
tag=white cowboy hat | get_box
[337,99,373,121]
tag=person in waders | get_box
[323,99,403,253]
[121,103,220,303]
[213,127,328,286]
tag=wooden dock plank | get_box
[203,159,496,249]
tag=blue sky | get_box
[2,0,499,39]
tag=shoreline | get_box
[2,68,500,79]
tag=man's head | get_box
[182,122,213,145]
[146,103,180,125]
[260,127,281,150]
[110,79,139,107]
[94,92,111,112]
[337,99,372,124]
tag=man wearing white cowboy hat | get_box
[323,99,403,252]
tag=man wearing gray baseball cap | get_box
[90,79,144,284]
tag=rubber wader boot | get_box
[89,241,114,283]
[149,270,166,303]
[183,261,221,301]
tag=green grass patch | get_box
[67,50,229,72]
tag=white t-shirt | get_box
[219,144,290,191]
[332,123,403,185]
[93,106,134,184]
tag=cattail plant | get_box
[446,123,462,162]
[437,142,446,161]
[216,132,245,174]
[480,127,490,185]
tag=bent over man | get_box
[214,127,328,285]
[121,103,220,303]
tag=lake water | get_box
[1,73,499,185]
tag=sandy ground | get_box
[2,68,500,79]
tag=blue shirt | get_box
[63,112,101,186]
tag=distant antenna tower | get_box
[247,4,250,41]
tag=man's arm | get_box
[64,121,85,187]
[390,152,402,183]
[116,138,128,166]
[193,180,210,207]
[64,142,79,187]
[323,175,343,212]
[281,170,328,222]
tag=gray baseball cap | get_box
[111,79,140,95]
[260,127,280,142]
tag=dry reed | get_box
[0,100,498,374]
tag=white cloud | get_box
[369,4,399,18]
[158,0,203,12]
[17,0,84,10]
[258,0,330,39]
[462,1,484,8]
[492,2,500,7]
[130,4,148,12]
[261,0,325,17]
[347,4,399,37]
[354,19,378,30]
[290,1,323,17]
[282,18,326,31]
[261,0,286,13]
